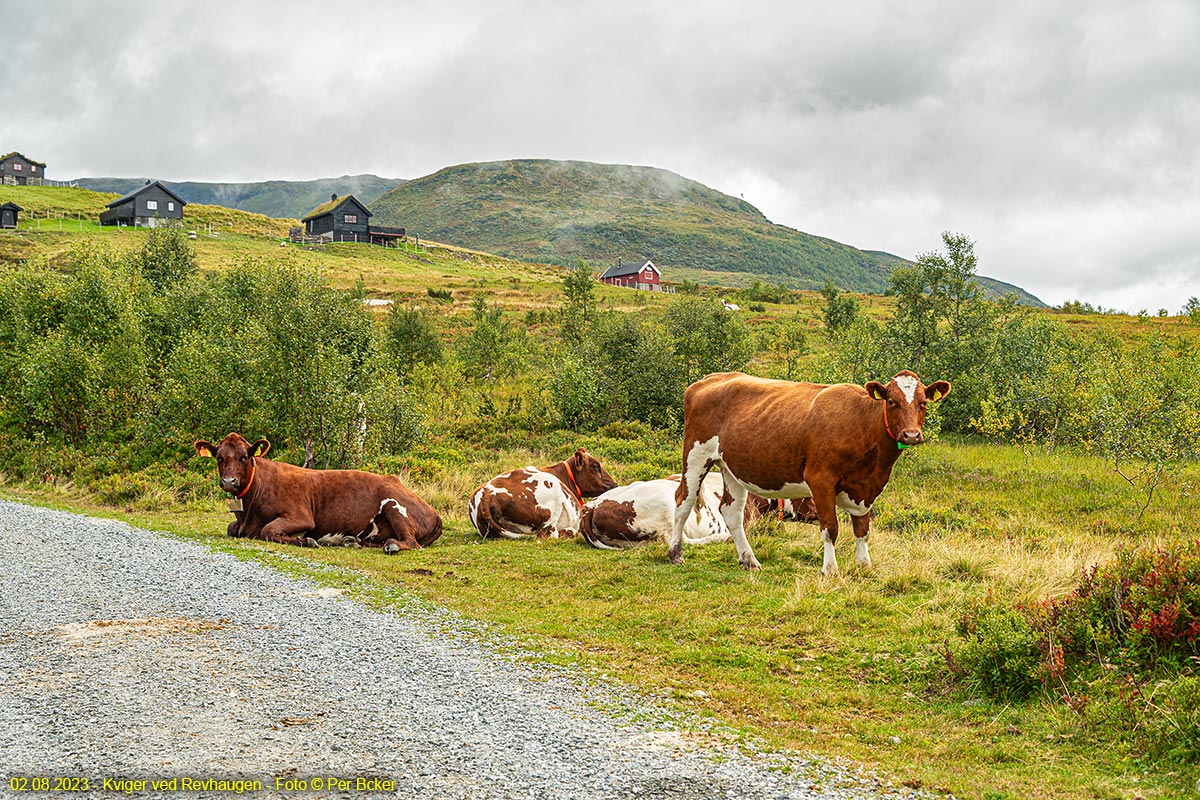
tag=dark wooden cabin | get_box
[302,194,372,242]
[0,152,47,186]
[99,180,186,227]
[301,194,405,245]
[599,258,662,291]
[0,202,21,229]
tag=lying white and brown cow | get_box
[669,370,949,574]
[469,448,617,540]
[580,472,731,550]
[195,433,442,552]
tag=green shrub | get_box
[953,598,1043,701]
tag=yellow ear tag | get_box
[930,390,942,401]
[198,447,213,457]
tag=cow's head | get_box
[864,371,951,448]
[567,448,618,497]
[194,433,271,494]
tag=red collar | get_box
[235,458,256,498]
[883,407,909,451]
[562,460,583,504]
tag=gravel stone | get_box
[0,501,942,799]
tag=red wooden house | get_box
[599,258,662,291]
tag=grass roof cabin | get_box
[1,152,47,186]
[302,194,405,246]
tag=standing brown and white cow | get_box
[668,370,950,573]
[195,433,442,552]
[469,449,618,540]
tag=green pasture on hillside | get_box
[0,188,1198,799]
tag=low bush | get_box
[948,539,1200,763]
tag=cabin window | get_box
[344,214,358,224]
[12,164,20,171]
[30,165,37,173]
[146,200,158,211]
[168,202,175,212]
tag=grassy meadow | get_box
[1,184,1198,799]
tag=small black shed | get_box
[99,180,186,227]
[0,202,21,229]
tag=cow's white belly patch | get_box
[727,475,812,500]
[835,492,871,516]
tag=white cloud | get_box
[1,0,1198,311]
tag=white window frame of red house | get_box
[344,214,358,224]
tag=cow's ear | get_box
[251,439,271,458]
[926,381,951,402]
[865,381,888,401]
[195,440,216,458]
[571,448,587,467]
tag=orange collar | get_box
[235,458,256,499]
[562,460,583,504]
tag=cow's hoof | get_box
[383,540,401,555]
[302,537,320,548]
[669,554,685,565]
[856,559,873,570]
[821,565,839,577]
[740,556,762,571]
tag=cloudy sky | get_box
[3,1,1198,311]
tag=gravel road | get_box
[0,501,936,800]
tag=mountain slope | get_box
[863,251,1045,307]
[72,174,405,219]
[370,159,899,294]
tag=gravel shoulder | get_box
[0,501,935,799]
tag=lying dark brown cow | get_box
[195,433,442,552]
[469,449,617,540]
[669,370,949,573]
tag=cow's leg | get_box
[848,509,872,569]
[670,467,706,564]
[258,517,319,548]
[808,479,840,576]
[670,436,720,564]
[717,467,758,570]
[377,501,423,552]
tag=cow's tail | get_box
[580,505,640,551]
[472,496,509,540]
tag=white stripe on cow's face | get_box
[895,374,919,404]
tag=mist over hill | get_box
[369,159,1043,304]
[71,174,405,220]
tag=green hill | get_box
[370,159,1043,304]
[71,174,405,219]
